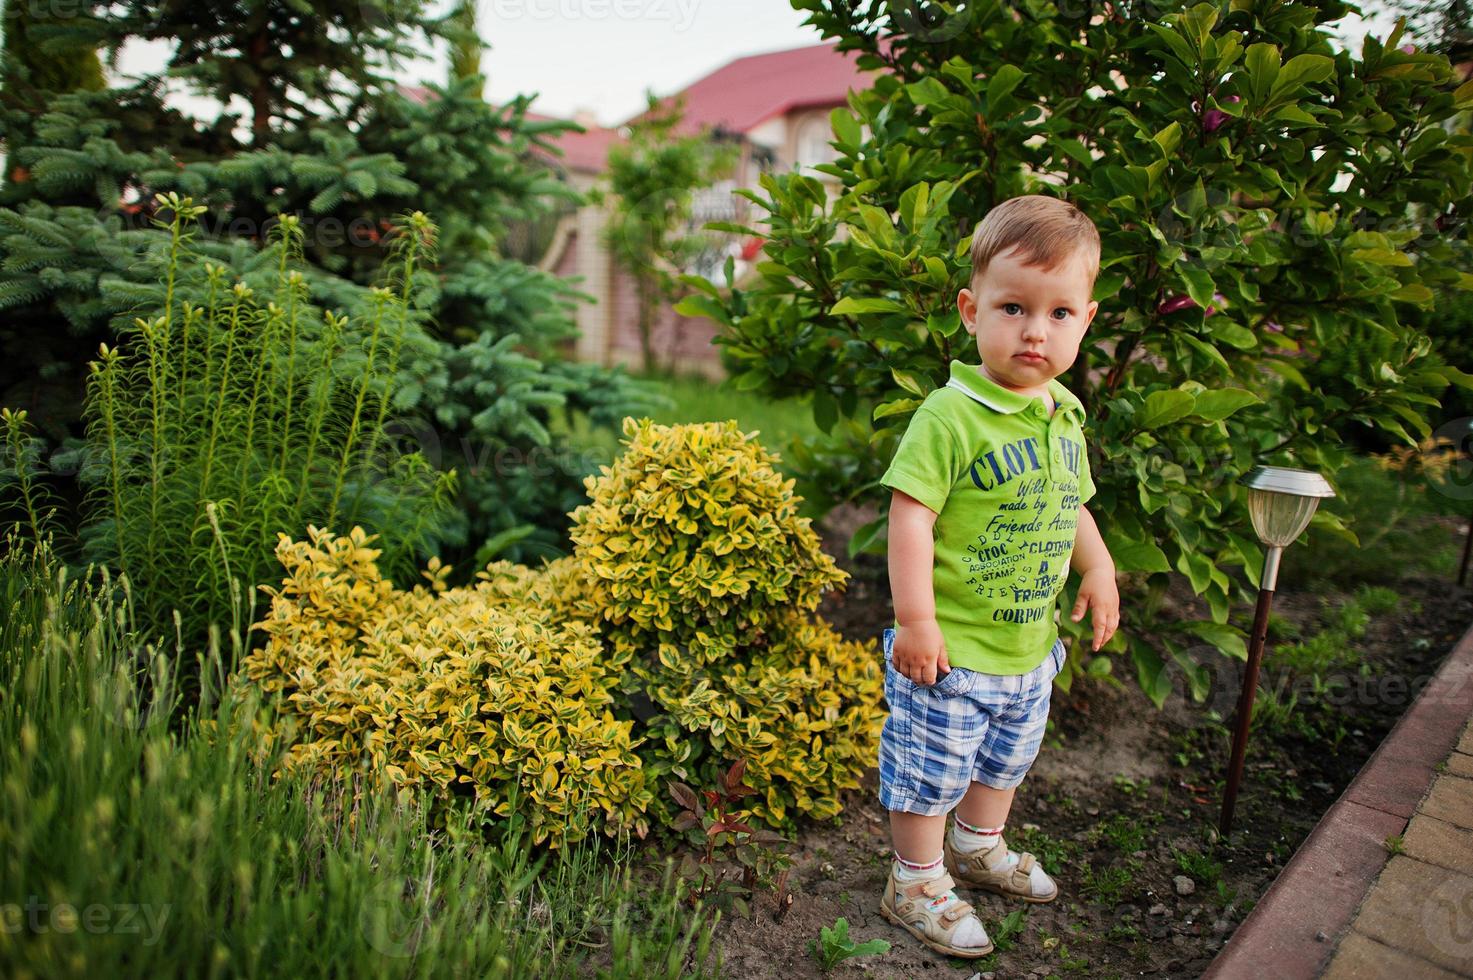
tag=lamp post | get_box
[1458,419,1473,587]
[1219,465,1336,837]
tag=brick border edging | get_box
[1201,618,1473,980]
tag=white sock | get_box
[951,820,1055,898]
[891,853,990,949]
[951,817,1004,854]
[893,852,945,882]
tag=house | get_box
[527,41,879,376]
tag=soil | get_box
[639,507,1473,980]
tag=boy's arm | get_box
[889,489,949,685]
[1069,506,1120,652]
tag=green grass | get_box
[641,372,825,450]
[1081,864,1136,906]
[1171,847,1224,888]
[0,537,720,979]
[1093,813,1154,856]
[1007,826,1083,876]
[1281,454,1465,590]
[554,369,824,472]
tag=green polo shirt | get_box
[881,359,1096,674]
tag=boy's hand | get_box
[893,619,950,685]
[1071,567,1120,651]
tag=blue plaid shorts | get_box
[878,627,1065,815]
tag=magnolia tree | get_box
[682,0,1473,704]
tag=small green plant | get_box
[1213,879,1239,908]
[1095,813,1154,855]
[1008,825,1083,876]
[670,759,791,916]
[40,196,455,701]
[1384,834,1406,856]
[990,907,1030,953]
[1112,775,1150,797]
[1082,864,1136,906]
[1172,846,1224,888]
[809,916,890,971]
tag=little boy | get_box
[876,195,1121,958]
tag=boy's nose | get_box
[1022,318,1048,341]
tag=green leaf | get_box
[1111,536,1172,573]
[830,108,861,148]
[1210,321,1257,350]
[898,182,930,231]
[830,296,908,316]
[1191,388,1260,421]
[1176,549,1213,595]
[1185,621,1248,661]
[1137,389,1196,429]
[1269,105,1320,126]
[890,368,930,397]
[1178,264,1217,309]
[1132,645,1173,709]
[986,65,1026,110]
[906,77,950,107]
[1244,43,1280,104]
[873,397,920,420]
[1153,121,1182,158]
[1268,54,1334,103]
[1388,283,1434,305]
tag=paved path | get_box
[1320,718,1473,979]
[1205,622,1473,980]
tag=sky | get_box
[474,0,825,126]
[113,1,1409,131]
[115,0,827,129]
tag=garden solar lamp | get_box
[1219,465,1336,836]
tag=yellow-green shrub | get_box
[569,417,847,645]
[566,418,885,828]
[241,526,652,847]
[648,609,886,825]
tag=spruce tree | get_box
[0,0,654,570]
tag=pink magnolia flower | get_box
[1158,295,1198,315]
[1200,95,1241,133]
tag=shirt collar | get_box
[944,359,1085,419]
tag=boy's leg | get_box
[955,782,1016,830]
[876,628,992,957]
[944,640,1067,902]
[889,810,947,865]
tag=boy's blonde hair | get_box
[969,195,1101,289]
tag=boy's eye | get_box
[1002,303,1022,315]
[1051,307,1071,320]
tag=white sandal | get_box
[879,870,994,958]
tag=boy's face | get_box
[957,245,1099,398]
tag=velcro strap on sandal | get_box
[916,873,958,898]
[939,900,974,923]
[1015,852,1037,874]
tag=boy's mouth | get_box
[1014,352,1047,365]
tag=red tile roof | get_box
[626,40,879,135]
[523,111,623,174]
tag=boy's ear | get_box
[1084,299,1099,329]
[957,287,978,333]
